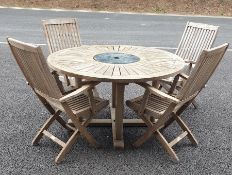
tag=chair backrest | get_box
[42,18,81,53]
[176,22,219,64]
[176,43,228,103]
[7,38,62,99]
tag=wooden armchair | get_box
[176,22,218,64]
[7,38,109,164]
[157,22,217,81]
[127,43,228,161]
[157,22,219,108]
[42,18,93,89]
[42,18,81,53]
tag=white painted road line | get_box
[1,6,232,19]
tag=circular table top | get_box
[47,45,186,83]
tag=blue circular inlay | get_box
[93,52,140,64]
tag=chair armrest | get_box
[167,73,189,94]
[59,82,99,102]
[136,82,180,104]
[185,60,196,64]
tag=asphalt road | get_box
[0,7,232,175]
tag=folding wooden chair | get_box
[157,22,219,107]
[42,18,81,53]
[7,38,109,164]
[42,18,96,91]
[127,43,228,161]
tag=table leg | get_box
[112,82,116,108]
[111,83,125,149]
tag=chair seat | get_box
[46,93,109,116]
[126,94,171,117]
[67,94,109,115]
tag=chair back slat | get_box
[8,38,62,99]
[176,22,219,63]
[42,18,81,53]
[177,43,228,102]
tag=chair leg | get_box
[56,115,72,130]
[32,111,61,145]
[77,123,99,147]
[174,115,198,145]
[62,102,100,148]
[133,113,159,147]
[133,128,154,148]
[191,99,198,109]
[160,117,175,131]
[139,114,153,128]
[76,117,100,148]
[133,116,179,161]
[135,111,197,161]
[140,115,179,160]
[155,115,197,161]
[154,130,179,161]
[69,118,99,148]
[55,118,97,163]
[133,114,165,147]
[55,129,80,164]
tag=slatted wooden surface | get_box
[47,45,186,83]
[177,43,229,101]
[42,18,81,53]
[175,22,218,63]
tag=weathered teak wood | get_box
[87,119,156,127]
[7,38,109,164]
[126,43,228,161]
[159,22,219,107]
[47,45,186,149]
[176,22,219,64]
[42,18,81,53]
[47,45,186,83]
[42,18,85,87]
[111,83,126,148]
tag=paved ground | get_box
[0,7,232,175]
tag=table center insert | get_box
[93,52,140,64]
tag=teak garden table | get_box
[47,45,186,149]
